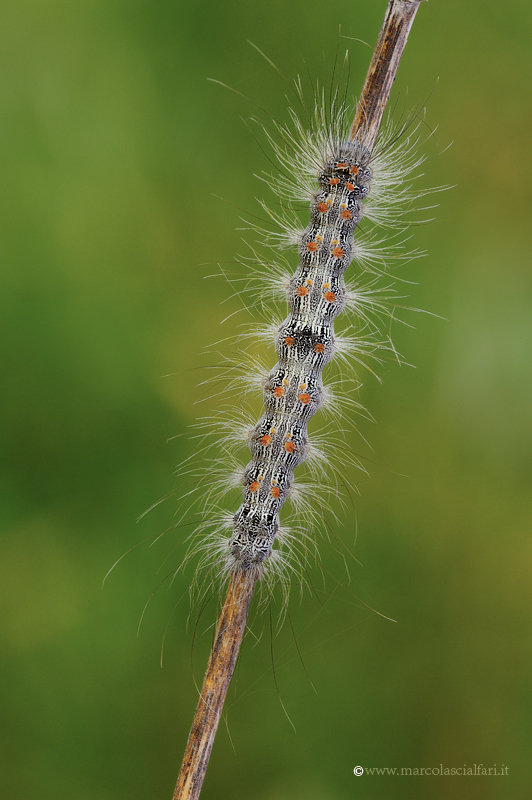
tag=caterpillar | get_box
[228,137,373,581]
[176,72,427,602]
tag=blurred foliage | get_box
[0,1,531,799]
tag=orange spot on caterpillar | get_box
[332,247,344,259]
[270,486,281,499]
[261,434,272,446]
[345,182,355,191]
[341,209,352,220]
[296,286,308,297]
[270,427,277,434]
[299,393,311,404]
[307,241,318,252]
[317,202,328,213]
[284,336,294,346]
[306,278,313,285]
[337,162,347,169]
[273,386,284,398]
[249,481,259,493]
[329,177,339,186]
[284,441,295,453]
[324,291,336,303]
[350,165,359,175]
[283,379,289,386]
[316,235,323,242]
[326,197,333,206]
[314,343,325,353]
[323,282,330,289]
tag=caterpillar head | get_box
[318,143,372,196]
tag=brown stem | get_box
[350,0,426,154]
[172,572,255,800]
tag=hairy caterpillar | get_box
[174,72,428,603]
[231,130,370,567]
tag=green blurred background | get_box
[1,1,531,798]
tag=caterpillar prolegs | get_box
[230,146,371,575]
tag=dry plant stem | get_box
[172,572,255,800]
[350,0,425,153]
[172,2,425,798]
